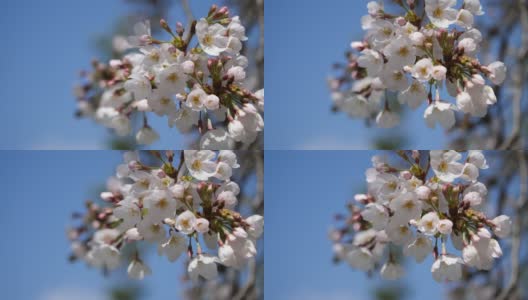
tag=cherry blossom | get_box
[329,1,506,129]
[330,150,511,283]
[67,150,263,281]
[431,254,463,282]
[74,6,263,148]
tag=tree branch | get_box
[180,0,194,25]
[499,0,528,150]
[255,0,264,88]
[253,151,264,211]
[497,150,528,300]
[233,258,257,300]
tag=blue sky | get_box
[264,150,520,300]
[0,0,239,150]
[2,151,118,299]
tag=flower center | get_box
[203,34,213,46]
[169,236,180,246]
[388,181,398,190]
[162,178,171,187]
[150,224,161,233]
[191,159,202,170]
[426,221,434,229]
[139,179,149,189]
[398,46,409,57]
[161,97,171,105]
[149,52,160,62]
[403,200,415,210]
[156,198,168,209]
[167,73,178,83]
[433,7,443,18]
[439,161,448,172]
[393,72,403,81]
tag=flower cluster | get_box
[329,0,506,129]
[330,150,511,282]
[67,150,264,281]
[74,5,264,148]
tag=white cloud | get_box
[39,286,105,300]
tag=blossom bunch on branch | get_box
[74,5,264,149]
[67,150,264,281]
[329,0,506,129]
[330,150,511,282]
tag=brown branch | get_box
[253,151,264,211]
[233,258,257,300]
[499,0,528,150]
[497,150,528,300]
[255,0,264,88]
[231,151,263,300]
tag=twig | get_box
[253,151,264,211]
[255,0,264,88]
[175,150,185,179]
[180,0,194,24]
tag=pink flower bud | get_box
[463,191,482,207]
[218,6,229,15]
[350,41,365,51]
[181,60,194,74]
[109,59,122,68]
[400,170,412,180]
[354,194,369,204]
[100,192,114,201]
[396,17,407,26]
[415,186,431,200]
